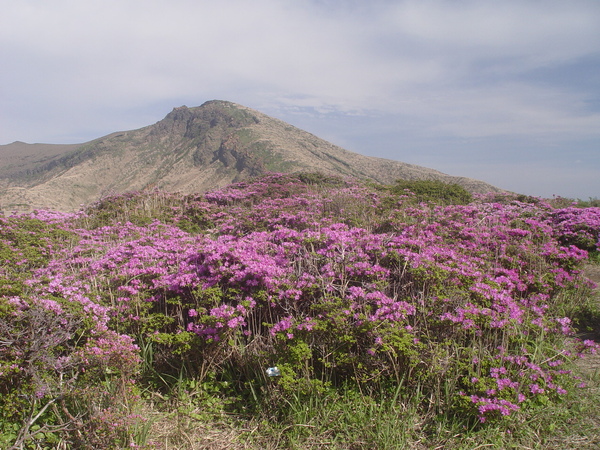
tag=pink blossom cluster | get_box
[2,173,599,426]
[547,206,600,251]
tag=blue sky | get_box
[1,0,599,199]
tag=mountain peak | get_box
[200,99,237,107]
[0,101,503,212]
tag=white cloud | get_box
[385,1,600,59]
[0,0,599,197]
[3,1,598,115]
[412,83,600,139]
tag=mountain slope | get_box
[0,100,503,212]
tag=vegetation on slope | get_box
[0,101,503,213]
[1,173,600,449]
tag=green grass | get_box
[134,350,600,449]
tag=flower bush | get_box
[1,172,599,447]
[0,217,142,449]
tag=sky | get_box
[1,0,599,199]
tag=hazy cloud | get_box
[1,0,599,197]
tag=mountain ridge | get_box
[0,100,503,212]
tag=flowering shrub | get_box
[0,216,142,449]
[1,172,599,446]
[547,206,600,252]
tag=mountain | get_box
[0,100,503,212]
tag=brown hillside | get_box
[0,100,503,212]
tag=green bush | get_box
[388,179,473,205]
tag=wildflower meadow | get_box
[1,173,599,449]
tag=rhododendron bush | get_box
[1,173,600,447]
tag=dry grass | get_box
[140,401,254,450]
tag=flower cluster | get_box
[2,172,599,438]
